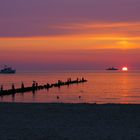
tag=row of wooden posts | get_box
[0,78,87,96]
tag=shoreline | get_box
[1,101,140,105]
[0,102,140,140]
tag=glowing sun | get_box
[122,67,128,71]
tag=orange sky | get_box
[0,21,140,51]
[0,30,140,71]
[0,0,140,71]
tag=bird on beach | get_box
[79,96,81,99]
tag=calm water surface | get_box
[0,70,140,104]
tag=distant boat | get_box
[106,67,118,70]
[0,65,16,74]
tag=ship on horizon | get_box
[106,67,118,70]
[0,65,16,74]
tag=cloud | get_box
[48,21,140,37]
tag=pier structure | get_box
[0,78,87,96]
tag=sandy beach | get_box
[0,103,140,140]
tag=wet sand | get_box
[0,103,140,140]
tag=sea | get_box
[0,70,140,104]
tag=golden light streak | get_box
[0,35,140,52]
[1,21,140,51]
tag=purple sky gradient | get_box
[0,0,140,37]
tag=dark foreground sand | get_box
[0,103,140,140]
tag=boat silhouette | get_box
[0,65,16,74]
[106,67,118,70]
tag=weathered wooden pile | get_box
[0,78,87,96]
